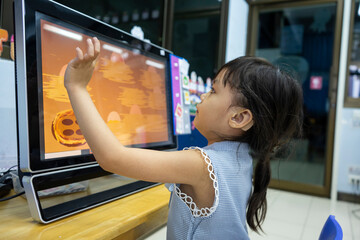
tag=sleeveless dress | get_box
[166,141,253,240]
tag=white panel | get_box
[332,0,351,199]
[225,0,248,63]
[0,58,17,170]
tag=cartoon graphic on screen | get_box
[43,64,92,103]
[52,109,86,146]
[99,52,134,84]
[139,66,167,110]
[40,19,169,159]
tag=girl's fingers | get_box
[71,47,84,67]
[84,38,95,60]
[73,37,99,66]
[76,47,84,60]
[93,37,100,58]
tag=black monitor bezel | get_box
[16,0,177,172]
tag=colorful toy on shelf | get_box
[0,28,9,57]
[189,71,197,94]
[205,77,212,93]
[197,76,205,94]
[186,71,212,116]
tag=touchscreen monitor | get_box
[14,0,176,224]
[15,0,176,172]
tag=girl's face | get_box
[194,70,238,144]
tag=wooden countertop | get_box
[0,184,170,240]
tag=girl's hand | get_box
[64,37,100,91]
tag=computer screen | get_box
[38,16,171,160]
[15,0,176,172]
[14,0,176,223]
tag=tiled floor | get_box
[144,188,360,240]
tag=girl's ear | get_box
[228,108,253,131]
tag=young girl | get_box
[64,38,303,239]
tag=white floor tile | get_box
[305,197,332,229]
[303,226,353,240]
[256,217,303,240]
[250,232,295,240]
[266,191,311,225]
[344,234,354,240]
[305,198,350,231]
[331,201,352,236]
[301,226,321,240]
[267,188,282,206]
[348,203,360,238]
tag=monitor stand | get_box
[21,164,158,223]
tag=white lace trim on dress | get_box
[174,147,219,217]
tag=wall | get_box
[0,58,17,170]
[337,107,360,194]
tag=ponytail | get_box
[246,153,271,232]
[217,56,303,233]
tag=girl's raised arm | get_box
[64,37,205,185]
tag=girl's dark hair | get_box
[218,56,303,232]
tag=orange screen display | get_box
[40,19,170,159]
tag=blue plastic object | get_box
[319,215,343,240]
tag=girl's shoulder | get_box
[196,141,249,153]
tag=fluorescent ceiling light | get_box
[43,24,82,41]
[145,60,164,69]
[103,44,123,54]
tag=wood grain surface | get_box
[0,184,170,240]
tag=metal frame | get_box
[0,0,3,26]
[246,0,344,197]
[246,0,326,5]
[219,0,229,68]
[164,0,175,49]
[344,0,360,107]
[14,0,30,174]
[165,0,229,70]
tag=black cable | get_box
[0,165,17,175]
[0,191,25,202]
[351,179,360,220]
[0,165,24,201]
